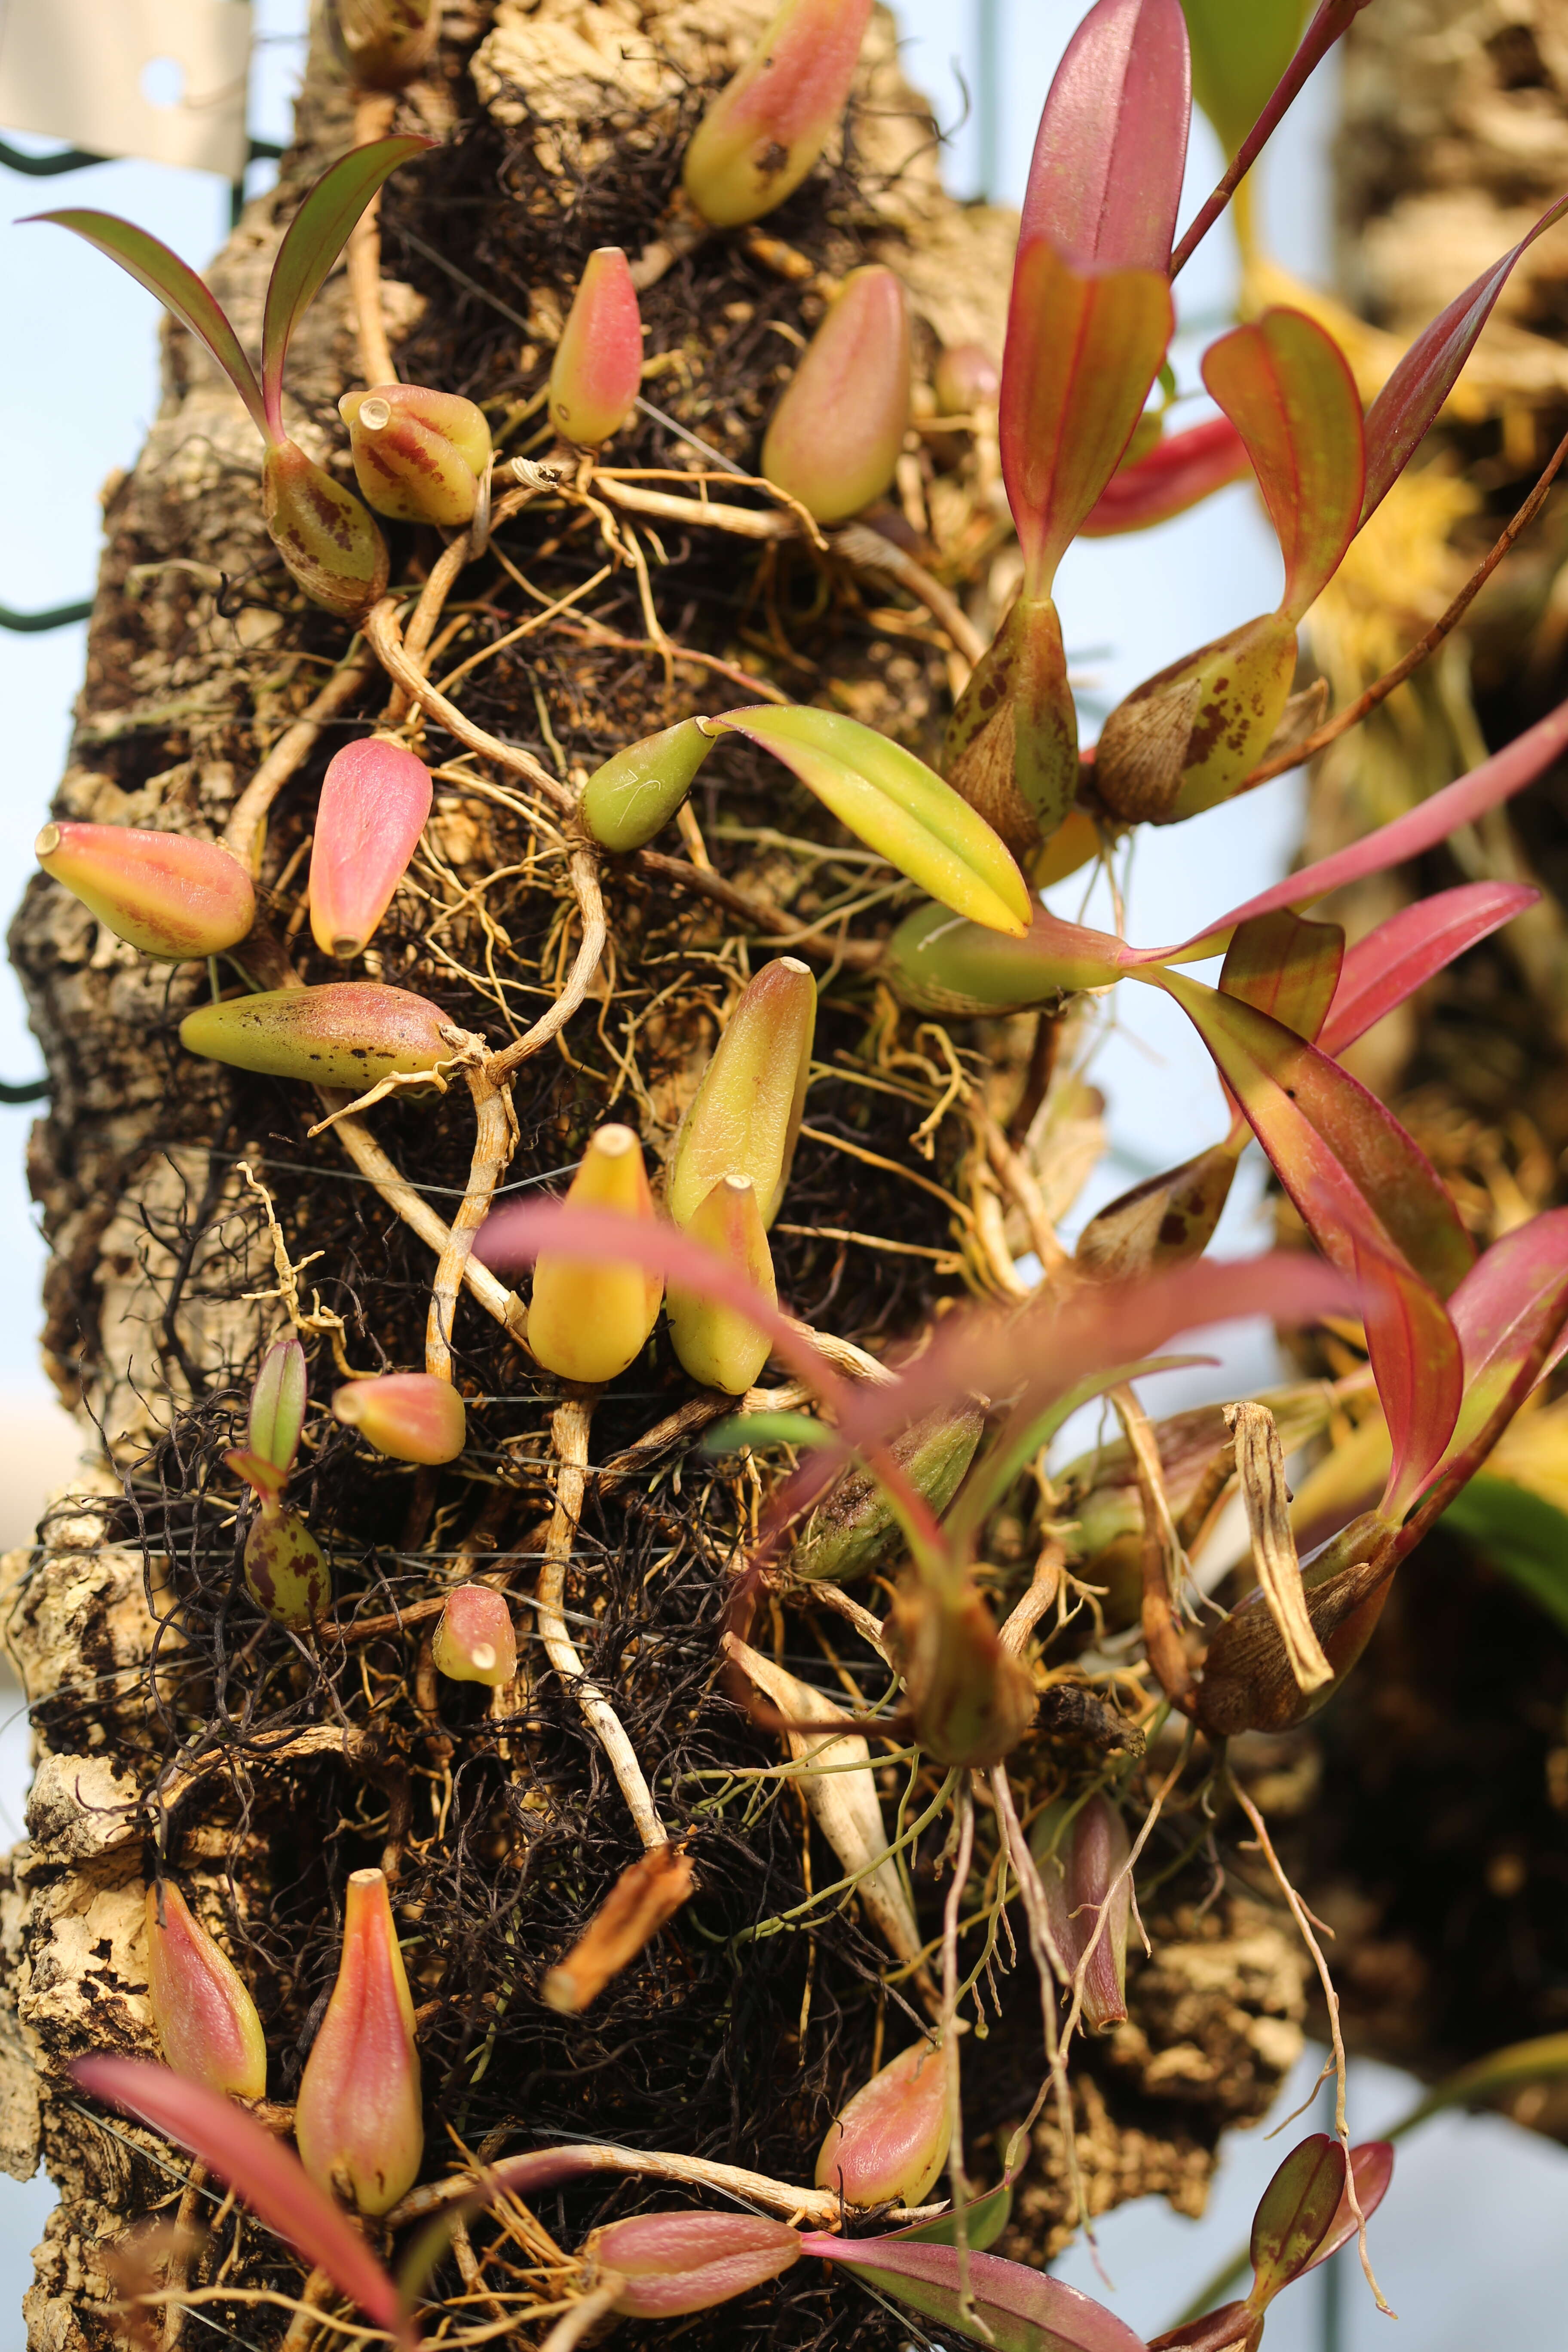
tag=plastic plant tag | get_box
[816,2037,950,2208]
[580,718,718,852]
[295,1868,423,2216]
[762,265,911,524]
[666,1174,777,1394]
[145,1883,267,2102]
[340,385,492,527]
[666,960,815,1232]
[680,0,874,227]
[588,2211,802,2317]
[332,1371,467,1464]
[528,1124,664,1382]
[714,705,1033,935]
[549,248,643,447]
[430,1582,516,1687]
[181,983,457,1089]
[35,823,255,962]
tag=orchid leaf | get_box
[702,1409,831,1454]
[1081,415,1253,536]
[800,2233,1147,2352]
[1355,1239,1464,1522]
[1296,2140,1395,2278]
[887,900,1137,1020]
[714,706,1032,937]
[1020,0,1192,270]
[1362,190,1568,525]
[760,1251,1350,1556]
[1429,1208,1568,1483]
[1318,881,1537,1058]
[1441,1476,1568,1632]
[250,1336,307,1477]
[262,137,433,423]
[882,2178,1016,2253]
[1002,240,1175,598]
[29,211,267,436]
[1161,690,1568,959]
[1247,2133,1345,2306]
[1181,0,1309,159]
[1075,1144,1242,1282]
[1219,907,1343,1041]
[1154,970,1475,1297]
[951,1353,1216,1546]
[71,2058,405,2337]
[1201,308,1364,622]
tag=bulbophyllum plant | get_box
[40,0,1568,2347]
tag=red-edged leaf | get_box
[1247,2134,1346,2306]
[888,897,1140,1016]
[1318,882,1538,1059]
[800,2233,1147,2352]
[1154,970,1475,1297]
[1171,1,1374,279]
[1201,308,1364,621]
[1219,907,1344,1041]
[1001,242,1175,598]
[1020,0,1192,270]
[1430,1208,1568,1486]
[1178,689,1568,952]
[478,1200,830,1396]
[760,1251,1351,1554]
[28,211,267,436]
[261,137,433,426]
[1297,2141,1395,2278]
[1081,415,1253,535]
[1355,1239,1464,1521]
[1362,192,1568,525]
[1147,2303,1255,2352]
[71,2057,404,2335]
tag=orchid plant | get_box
[40,0,1568,2348]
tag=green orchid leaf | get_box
[1247,2133,1345,2307]
[1219,907,1343,1041]
[701,1410,832,1455]
[262,136,433,423]
[1181,0,1310,159]
[1442,1473,1568,1637]
[716,705,1033,936]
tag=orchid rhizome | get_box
[34,1,1568,2349]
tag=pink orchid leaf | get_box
[262,136,433,426]
[1354,1239,1464,1523]
[1001,247,1175,597]
[1020,0,1191,270]
[800,2233,1148,2352]
[1246,2134,1346,2307]
[1219,907,1344,1041]
[28,211,268,438]
[477,1200,943,1561]
[1318,882,1538,1058]
[1296,2142,1395,2279]
[71,2056,405,2337]
[1173,689,1568,955]
[1171,1,1375,278]
[1155,969,1475,1298]
[1362,191,1568,526]
[1428,1208,1568,1488]
[1201,308,1365,622]
[1081,415,1253,536]
[758,1251,1351,1557]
